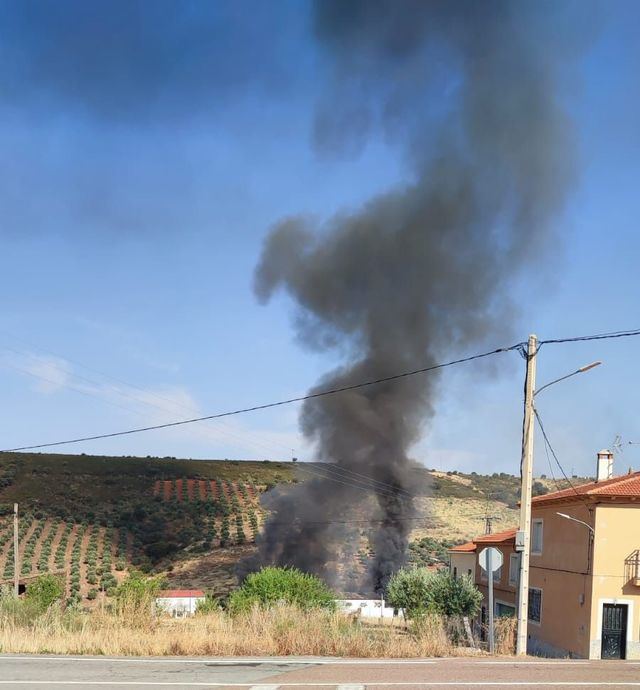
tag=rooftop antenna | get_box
[613,435,624,455]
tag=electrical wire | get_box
[306,463,413,498]
[0,342,427,499]
[540,426,565,494]
[533,407,592,510]
[0,341,522,453]
[257,513,431,528]
[0,344,300,460]
[539,328,640,345]
[293,463,410,500]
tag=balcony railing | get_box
[624,550,640,585]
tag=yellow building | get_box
[449,451,640,659]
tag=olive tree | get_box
[386,568,482,619]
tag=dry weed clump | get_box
[0,600,460,657]
[494,615,517,656]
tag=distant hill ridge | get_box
[0,452,588,598]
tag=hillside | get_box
[0,452,586,601]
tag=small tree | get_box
[25,574,64,612]
[114,571,163,619]
[220,516,230,547]
[386,567,433,618]
[427,571,482,617]
[248,510,259,540]
[228,566,335,613]
[386,568,482,619]
[235,515,246,545]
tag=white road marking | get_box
[338,685,365,690]
[249,686,280,690]
[479,661,592,665]
[0,683,639,687]
[0,657,436,666]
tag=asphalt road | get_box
[0,655,638,689]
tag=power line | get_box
[294,463,410,500]
[539,328,640,345]
[0,342,522,453]
[0,344,441,499]
[0,343,300,459]
[259,514,431,528]
[540,426,565,494]
[306,462,413,498]
[533,407,591,510]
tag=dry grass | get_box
[0,601,462,657]
[494,615,517,656]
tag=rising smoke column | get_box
[250,1,590,592]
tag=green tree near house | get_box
[386,568,482,619]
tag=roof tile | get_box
[532,472,640,506]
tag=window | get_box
[496,602,516,618]
[467,568,473,578]
[528,587,542,624]
[453,566,458,579]
[531,519,543,555]
[509,554,520,586]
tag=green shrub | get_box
[87,588,98,600]
[386,568,482,619]
[228,567,335,614]
[114,571,163,614]
[195,593,220,614]
[25,574,64,612]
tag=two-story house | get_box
[449,450,640,659]
[449,528,519,627]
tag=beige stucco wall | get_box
[449,551,476,580]
[588,504,640,659]
[528,504,594,658]
[475,543,518,615]
[526,501,640,659]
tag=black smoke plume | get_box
[248,1,591,592]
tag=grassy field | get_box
[0,598,519,657]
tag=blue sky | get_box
[1,1,640,478]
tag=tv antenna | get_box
[613,435,624,455]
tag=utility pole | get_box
[484,515,499,535]
[13,503,19,598]
[516,334,538,655]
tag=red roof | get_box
[157,589,205,598]
[449,541,476,553]
[473,527,517,544]
[532,471,640,506]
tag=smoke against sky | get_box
[250,0,593,591]
[2,1,640,500]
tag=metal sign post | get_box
[479,546,503,654]
[488,549,495,654]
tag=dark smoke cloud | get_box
[248,1,593,592]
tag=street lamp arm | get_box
[556,512,595,534]
[534,361,602,398]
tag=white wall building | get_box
[155,589,205,617]
[336,598,401,619]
